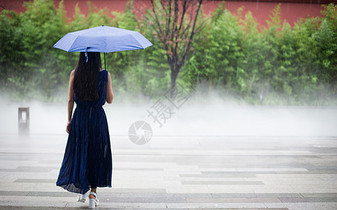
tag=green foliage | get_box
[0,0,336,105]
[183,3,337,105]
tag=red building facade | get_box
[0,0,336,27]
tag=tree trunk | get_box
[170,66,179,98]
[147,0,204,99]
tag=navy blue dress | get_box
[56,70,112,194]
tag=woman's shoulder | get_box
[70,69,75,78]
[99,69,110,76]
[99,70,109,81]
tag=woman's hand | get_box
[66,121,71,133]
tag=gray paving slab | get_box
[180,173,258,177]
[1,134,337,209]
[14,179,56,183]
[210,193,304,198]
[279,197,337,202]
[25,191,76,197]
[181,181,265,185]
[301,193,337,197]
[264,202,337,210]
[0,166,57,172]
[0,191,29,196]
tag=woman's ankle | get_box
[89,189,97,199]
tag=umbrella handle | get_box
[104,53,107,70]
[85,48,88,63]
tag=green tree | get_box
[145,0,204,97]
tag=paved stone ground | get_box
[0,133,337,209]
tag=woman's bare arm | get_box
[106,71,114,104]
[67,70,75,132]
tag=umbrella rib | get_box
[103,26,108,70]
[103,26,108,53]
[130,32,144,49]
[132,33,144,49]
[67,35,82,52]
[133,32,152,49]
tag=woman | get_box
[56,52,114,208]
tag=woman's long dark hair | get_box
[73,52,102,101]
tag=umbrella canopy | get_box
[53,25,152,53]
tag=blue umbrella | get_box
[53,25,152,68]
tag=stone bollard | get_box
[18,107,30,134]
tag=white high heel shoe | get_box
[89,191,99,208]
[77,192,88,202]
